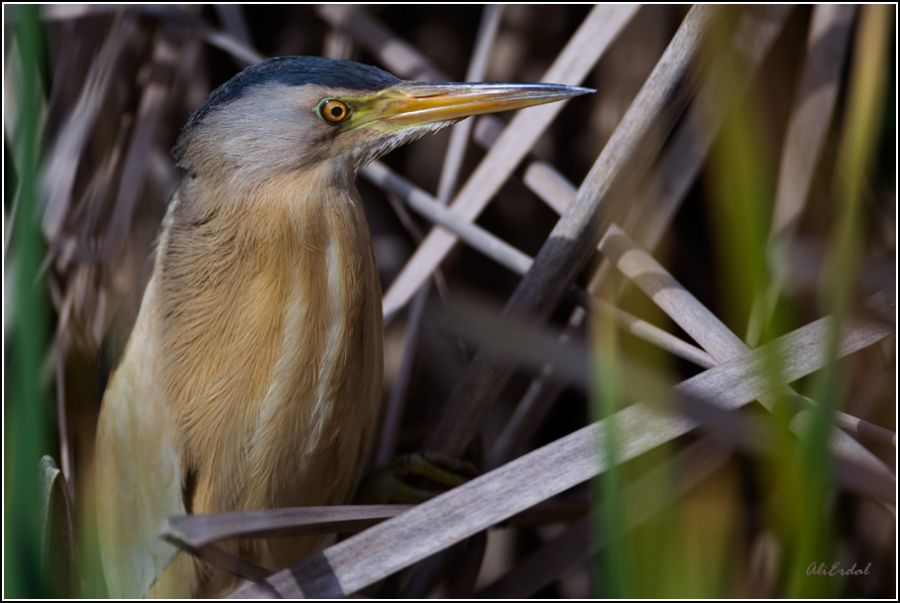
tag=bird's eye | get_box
[318,99,350,124]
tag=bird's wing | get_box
[94,275,190,598]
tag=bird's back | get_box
[94,175,383,597]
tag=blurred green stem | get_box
[4,4,50,598]
[788,4,892,597]
[592,320,634,597]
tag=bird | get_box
[92,55,591,598]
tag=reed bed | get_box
[4,4,896,598]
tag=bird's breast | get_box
[158,184,383,522]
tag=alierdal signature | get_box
[806,561,872,577]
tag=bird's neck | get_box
[157,171,370,330]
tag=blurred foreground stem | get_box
[788,4,892,597]
[4,5,51,598]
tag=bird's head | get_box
[173,56,592,187]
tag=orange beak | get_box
[364,81,594,128]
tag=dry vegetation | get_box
[4,4,896,598]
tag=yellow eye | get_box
[318,99,350,123]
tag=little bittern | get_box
[93,56,590,597]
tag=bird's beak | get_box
[364,82,594,129]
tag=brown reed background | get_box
[4,4,896,598]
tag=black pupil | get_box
[330,105,343,118]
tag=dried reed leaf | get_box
[165,505,410,550]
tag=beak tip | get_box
[569,85,596,96]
